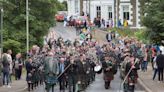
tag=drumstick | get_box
[57,63,72,79]
[119,58,138,92]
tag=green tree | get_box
[142,0,164,45]
[1,0,59,55]
[55,1,67,11]
[62,1,67,11]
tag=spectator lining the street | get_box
[63,16,67,27]
[13,53,23,80]
[141,48,148,72]
[7,50,13,85]
[153,53,158,80]
[156,50,164,83]
[2,53,10,88]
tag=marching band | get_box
[24,31,142,92]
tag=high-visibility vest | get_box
[80,33,86,40]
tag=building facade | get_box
[67,0,142,28]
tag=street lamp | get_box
[89,0,90,18]
[0,8,3,57]
[26,0,29,58]
[86,0,87,15]
[0,8,3,83]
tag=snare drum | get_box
[94,65,102,74]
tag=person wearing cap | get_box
[123,55,140,92]
[120,53,130,80]
[76,54,89,91]
[65,55,78,92]
[102,55,115,89]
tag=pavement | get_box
[94,29,164,92]
[138,63,164,92]
[0,23,161,92]
[0,77,27,92]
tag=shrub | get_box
[107,28,150,44]
[3,39,21,56]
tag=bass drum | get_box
[94,65,102,74]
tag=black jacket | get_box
[156,54,164,68]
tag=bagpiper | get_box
[76,54,90,92]
[123,55,140,92]
[102,54,116,89]
[66,54,78,92]
[43,51,59,92]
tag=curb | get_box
[138,78,152,92]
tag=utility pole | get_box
[0,7,3,85]
[26,0,29,58]
[116,0,119,27]
[0,8,3,57]
[86,0,87,15]
[80,0,83,16]
[89,0,91,18]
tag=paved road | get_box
[23,72,145,92]
[50,23,77,41]
[23,23,145,92]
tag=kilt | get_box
[33,71,40,82]
[103,71,114,81]
[104,75,114,81]
[45,75,58,85]
[128,76,138,84]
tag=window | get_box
[123,5,129,20]
[123,12,129,20]
[96,6,101,18]
[108,6,112,19]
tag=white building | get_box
[67,0,142,28]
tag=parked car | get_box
[55,13,65,22]
[75,16,87,28]
[55,11,67,22]
[55,12,66,22]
